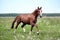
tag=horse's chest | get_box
[30,17,37,23]
[33,19,37,23]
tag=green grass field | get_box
[0,17,60,40]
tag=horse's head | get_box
[36,7,42,18]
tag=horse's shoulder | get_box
[28,15,35,20]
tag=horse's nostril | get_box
[40,16,42,18]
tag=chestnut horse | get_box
[11,7,42,35]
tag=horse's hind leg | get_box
[21,23,26,32]
[11,18,16,29]
[15,20,21,29]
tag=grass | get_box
[0,17,60,40]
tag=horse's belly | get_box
[22,21,30,24]
[21,18,30,24]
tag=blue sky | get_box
[0,0,60,13]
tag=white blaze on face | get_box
[40,10,42,16]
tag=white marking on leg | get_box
[37,31,39,35]
[23,28,25,32]
[37,31,39,34]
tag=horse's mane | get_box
[32,9,37,15]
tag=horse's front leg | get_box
[35,24,39,35]
[29,25,34,34]
[30,21,39,35]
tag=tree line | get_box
[0,13,60,17]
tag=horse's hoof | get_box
[37,33,39,35]
[11,27,14,29]
[37,32,39,35]
[11,26,14,29]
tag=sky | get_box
[0,0,60,13]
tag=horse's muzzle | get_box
[40,16,42,18]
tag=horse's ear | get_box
[40,7,42,10]
[38,7,40,9]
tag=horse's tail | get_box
[11,16,17,29]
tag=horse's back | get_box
[17,14,30,23]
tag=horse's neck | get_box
[32,9,38,19]
[35,15,38,19]
[32,13,38,19]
